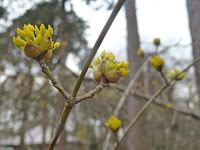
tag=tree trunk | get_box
[19,75,33,150]
[42,98,48,150]
[186,0,200,98]
[125,0,150,150]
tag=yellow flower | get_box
[153,38,160,46]
[150,55,164,71]
[137,48,144,57]
[152,80,157,86]
[13,23,60,62]
[91,50,129,83]
[166,67,186,81]
[165,103,171,109]
[105,115,122,131]
[188,84,193,89]
[100,50,106,59]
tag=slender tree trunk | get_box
[19,75,33,150]
[186,0,200,98]
[125,0,150,150]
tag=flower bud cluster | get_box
[90,50,129,83]
[153,38,161,46]
[105,115,122,131]
[150,55,164,71]
[136,48,144,57]
[166,67,186,81]
[13,23,60,62]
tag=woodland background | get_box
[0,0,200,150]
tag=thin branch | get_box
[75,83,108,103]
[39,61,70,100]
[160,70,169,85]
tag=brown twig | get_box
[39,61,70,101]
[75,83,108,103]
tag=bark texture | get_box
[125,0,150,149]
[186,0,200,98]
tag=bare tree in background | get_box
[125,0,150,149]
[186,0,200,98]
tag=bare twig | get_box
[160,70,169,85]
[75,83,108,103]
[39,61,70,101]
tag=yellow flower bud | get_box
[152,80,157,86]
[100,50,106,59]
[137,48,144,57]
[40,37,52,50]
[90,50,129,83]
[105,53,109,61]
[166,67,186,81]
[40,24,46,35]
[165,103,171,109]
[89,63,93,68]
[95,57,101,65]
[25,29,34,39]
[36,34,43,45]
[17,28,25,39]
[28,23,35,32]
[150,55,164,71]
[14,23,60,62]
[123,62,129,68]
[53,42,60,49]
[51,40,54,49]
[48,25,53,36]
[13,36,21,47]
[35,25,40,35]
[119,68,129,77]
[109,52,115,62]
[153,38,160,46]
[105,115,122,131]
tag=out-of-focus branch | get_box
[75,83,108,103]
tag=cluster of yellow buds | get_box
[105,115,122,131]
[165,103,171,109]
[166,67,186,81]
[150,55,164,71]
[152,80,157,86]
[90,50,129,83]
[153,38,161,46]
[136,48,144,57]
[13,23,60,62]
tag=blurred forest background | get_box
[0,0,200,150]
